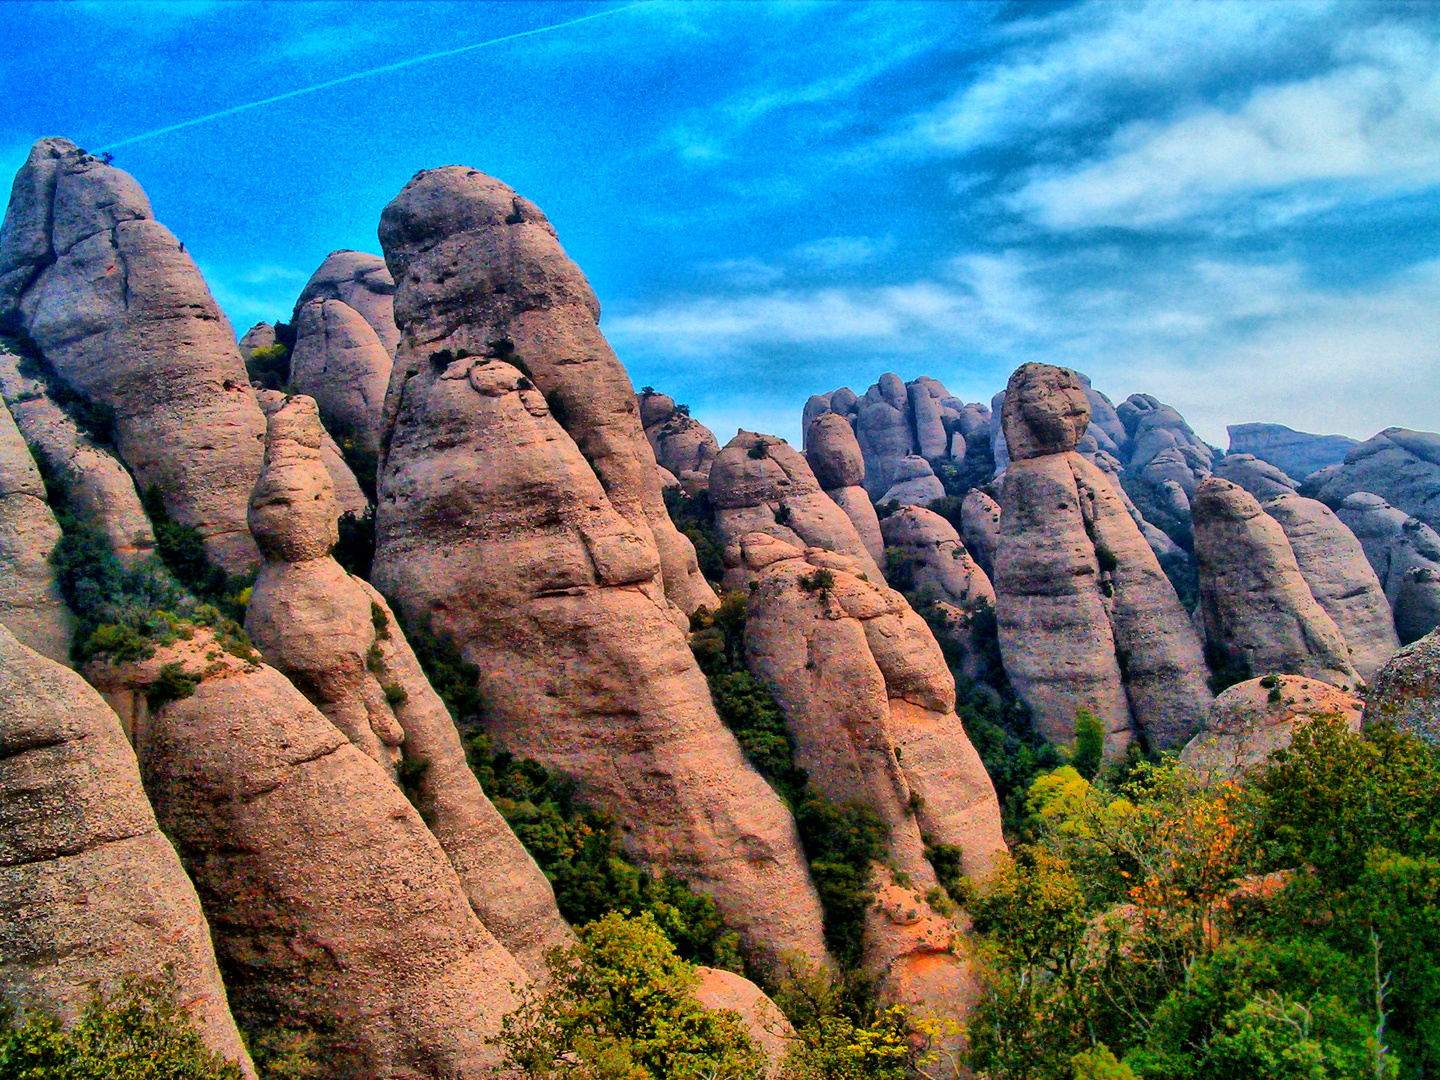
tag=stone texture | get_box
[1214,453,1298,501]
[85,634,527,1080]
[237,322,276,359]
[0,398,70,661]
[638,390,720,495]
[0,138,266,571]
[244,395,569,977]
[0,624,253,1075]
[287,298,392,463]
[807,411,884,565]
[293,250,399,356]
[372,352,827,969]
[1192,478,1360,689]
[711,430,883,590]
[0,345,154,564]
[880,505,993,610]
[1335,491,1440,643]
[1260,492,1399,680]
[692,967,794,1074]
[378,166,715,615]
[1000,363,1090,461]
[959,489,1001,579]
[879,454,945,507]
[1179,675,1363,779]
[254,390,368,519]
[1364,627,1440,745]
[1227,422,1359,483]
[854,373,914,499]
[1117,393,1215,550]
[1313,428,1440,533]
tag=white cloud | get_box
[1014,23,1440,229]
[791,235,892,269]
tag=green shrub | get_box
[1073,708,1104,782]
[382,682,408,707]
[146,662,200,711]
[797,569,835,595]
[663,487,724,584]
[244,342,290,392]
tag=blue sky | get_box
[3,1,1439,446]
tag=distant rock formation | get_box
[710,431,884,590]
[0,399,70,661]
[879,455,945,506]
[1312,428,1440,534]
[994,364,1211,753]
[293,250,399,356]
[1192,478,1360,689]
[1335,492,1440,643]
[86,633,527,1080]
[1180,674,1363,779]
[0,137,265,571]
[244,395,569,977]
[1227,422,1359,483]
[806,411,885,565]
[1213,453,1298,501]
[378,166,714,615]
[638,390,719,495]
[374,166,827,969]
[1364,627,1440,745]
[0,624,254,1076]
[958,489,1001,579]
[1115,392,1215,551]
[880,505,993,611]
[287,296,392,467]
[237,321,276,359]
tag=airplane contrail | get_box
[96,2,652,152]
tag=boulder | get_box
[378,166,714,615]
[1192,478,1360,689]
[711,430,883,590]
[1214,453,1298,501]
[1364,627,1440,745]
[958,489,1001,579]
[254,390,367,518]
[1260,492,1399,680]
[1226,422,1359,483]
[1393,566,1440,646]
[0,138,266,571]
[0,624,253,1075]
[85,634,528,1079]
[1335,491,1440,642]
[1180,674,1363,778]
[880,505,993,610]
[908,378,949,460]
[807,411,884,565]
[0,344,154,564]
[237,322,276,359]
[0,399,71,661]
[637,390,720,494]
[855,376,914,499]
[287,298,392,464]
[878,455,945,507]
[244,395,569,977]
[293,250,399,356]
[692,967,794,1074]
[1001,363,1090,460]
[371,352,827,969]
[1313,427,1440,533]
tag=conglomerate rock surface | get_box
[0,137,265,571]
[0,624,253,1076]
[1364,626,1440,746]
[293,249,400,356]
[1335,491,1440,644]
[806,411,885,565]
[287,296,393,464]
[0,398,70,661]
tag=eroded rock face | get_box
[0,345,154,565]
[1116,393,1214,550]
[880,506,993,610]
[244,396,568,977]
[1335,491,1440,643]
[1364,627,1440,745]
[0,138,266,571]
[1214,453,1298,501]
[807,411,884,565]
[0,399,70,661]
[1001,363,1090,460]
[1180,675,1363,779]
[1313,428,1440,534]
[372,352,827,968]
[1192,478,1360,689]
[254,390,367,519]
[0,625,252,1075]
[293,250,400,356]
[959,489,1001,579]
[638,390,720,495]
[86,635,527,1080]
[287,298,392,464]
[378,166,715,615]
[692,967,794,1075]
[1227,422,1358,484]
[879,455,945,507]
[1260,492,1399,680]
[711,431,883,590]
[237,322,276,359]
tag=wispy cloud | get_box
[791,235,892,270]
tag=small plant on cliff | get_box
[244,342,290,392]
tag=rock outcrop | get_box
[0,624,253,1075]
[994,364,1211,753]
[1179,674,1363,778]
[86,634,528,1080]
[378,166,715,615]
[710,431,883,590]
[237,321,276,359]
[638,390,720,495]
[1227,422,1358,483]
[958,489,1001,579]
[373,187,828,967]
[1115,392,1214,550]
[1364,627,1440,745]
[1259,492,1398,680]
[0,138,266,571]
[1192,478,1360,689]
[254,390,367,518]
[1335,491,1440,643]
[880,505,992,610]
[879,454,945,507]
[806,411,884,565]
[293,250,400,356]
[1313,428,1440,533]
[1213,453,1298,501]
[244,395,569,977]
[0,398,70,661]
[692,967,794,1073]
[287,297,392,465]
[0,344,154,564]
